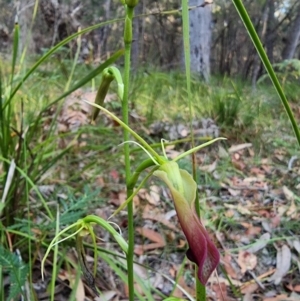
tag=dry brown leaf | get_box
[173,275,195,297]
[286,199,297,219]
[74,278,86,301]
[286,284,300,293]
[237,204,251,215]
[250,167,266,178]
[58,270,86,301]
[228,143,252,153]
[148,185,161,205]
[227,188,241,197]
[199,160,217,173]
[283,186,295,202]
[135,227,166,255]
[237,251,257,274]
[223,253,239,279]
[241,282,259,294]
[268,245,291,285]
[225,209,235,218]
[245,226,262,237]
[212,282,228,301]
[142,204,179,232]
[232,156,246,171]
[243,293,254,301]
[208,275,242,286]
[292,240,300,254]
[136,227,165,244]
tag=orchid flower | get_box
[155,162,220,284]
[85,102,224,285]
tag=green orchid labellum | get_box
[155,162,220,285]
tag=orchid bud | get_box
[124,16,132,44]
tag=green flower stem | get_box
[123,5,135,301]
[232,0,300,147]
[127,158,158,189]
[110,166,157,219]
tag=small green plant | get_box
[0,245,29,301]
[0,14,124,300]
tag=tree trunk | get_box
[189,0,212,81]
[282,6,300,60]
[18,0,36,54]
[265,0,275,63]
[131,1,142,70]
[252,0,270,88]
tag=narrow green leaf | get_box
[44,49,124,111]
[232,0,300,147]
[5,18,124,109]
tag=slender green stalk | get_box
[122,4,135,301]
[65,28,82,91]
[232,0,300,147]
[181,2,206,300]
[24,123,34,299]
[50,208,60,301]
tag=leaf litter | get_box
[33,108,300,300]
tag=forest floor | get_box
[34,87,300,301]
[2,71,300,301]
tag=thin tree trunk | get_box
[265,0,275,63]
[252,0,269,88]
[282,7,300,60]
[131,2,142,70]
[189,0,212,81]
[18,0,36,55]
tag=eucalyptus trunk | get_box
[188,1,212,81]
[282,6,300,60]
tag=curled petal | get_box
[154,165,220,285]
[183,211,220,284]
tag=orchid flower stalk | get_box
[86,101,224,285]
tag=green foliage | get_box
[211,89,241,127]
[0,13,124,301]
[259,59,300,102]
[0,245,29,301]
[0,20,123,227]
[232,0,300,147]
[0,1,297,300]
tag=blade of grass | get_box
[232,0,300,147]
[44,49,124,111]
[0,156,54,220]
[5,18,124,108]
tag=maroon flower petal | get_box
[183,212,220,284]
[154,166,220,285]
